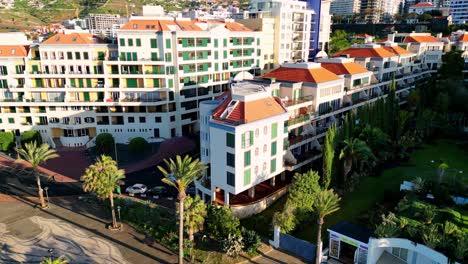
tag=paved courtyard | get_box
[0,196,178,264]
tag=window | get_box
[227,172,235,186]
[155,116,161,123]
[271,141,277,156]
[166,39,171,49]
[136,38,141,46]
[391,248,408,261]
[139,116,146,123]
[227,152,235,167]
[128,117,135,123]
[244,169,251,186]
[223,39,227,47]
[270,159,276,173]
[214,39,218,47]
[150,38,157,48]
[119,38,125,46]
[226,133,235,148]
[83,52,89,60]
[244,151,251,167]
[67,52,73,60]
[75,52,81,60]
[128,39,133,46]
[242,131,254,148]
[271,123,278,138]
[8,118,14,124]
[165,53,172,62]
[170,116,175,122]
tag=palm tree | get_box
[158,155,207,264]
[16,142,59,208]
[339,138,374,183]
[40,256,68,264]
[313,189,341,264]
[359,125,390,160]
[81,155,125,229]
[180,195,207,242]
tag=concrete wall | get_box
[230,185,288,219]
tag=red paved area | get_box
[123,137,196,174]
[0,155,77,183]
[41,148,90,182]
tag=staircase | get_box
[53,138,63,148]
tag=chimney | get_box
[436,33,442,39]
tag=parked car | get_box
[147,186,176,198]
[125,184,147,194]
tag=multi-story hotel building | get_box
[195,36,443,218]
[0,17,264,147]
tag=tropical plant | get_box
[339,138,374,184]
[272,203,297,233]
[287,170,322,223]
[20,130,42,147]
[374,223,400,238]
[0,131,15,152]
[411,177,426,193]
[178,195,206,241]
[422,205,436,224]
[242,228,261,253]
[158,155,207,264]
[40,256,69,264]
[359,125,390,161]
[16,142,59,208]
[81,155,125,229]
[95,133,115,154]
[437,162,449,185]
[205,205,241,239]
[313,189,341,264]
[421,224,441,249]
[453,234,468,261]
[221,233,244,257]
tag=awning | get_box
[374,86,382,95]
[359,90,368,100]
[343,95,352,104]
[284,149,297,165]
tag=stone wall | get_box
[230,186,288,219]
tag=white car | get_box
[125,184,147,194]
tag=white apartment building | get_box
[450,0,468,24]
[330,0,361,16]
[402,33,444,70]
[236,0,313,64]
[319,0,332,53]
[0,18,264,147]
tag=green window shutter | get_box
[136,38,141,46]
[203,63,208,71]
[150,39,157,48]
[223,51,227,59]
[67,52,73,59]
[215,63,219,71]
[120,52,125,61]
[86,79,92,87]
[244,169,251,186]
[257,38,260,45]
[182,39,188,47]
[233,50,238,57]
[83,52,89,60]
[233,38,238,45]
[270,159,276,173]
[70,79,76,88]
[78,78,84,88]
[202,75,208,83]
[132,52,137,61]
[128,39,133,46]
[244,151,251,167]
[119,38,125,46]
[151,52,158,61]
[75,52,81,60]
[165,53,172,62]
[271,123,278,138]
[98,51,104,60]
[226,133,235,147]
[127,78,137,88]
[214,39,218,47]
[183,51,189,60]
[166,39,171,49]
[126,53,132,61]
[249,131,254,145]
[168,79,173,88]
[32,65,38,72]
[241,133,246,148]
[223,39,227,47]
[93,66,97,73]
[83,92,90,102]
[215,51,218,59]
[202,39,208,46]
[271,141,277,156]
[183,77,189,84]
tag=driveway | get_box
[0,195,178,264]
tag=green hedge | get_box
[128,137,148,156]
[95,133,115,154]
[20,130,42,147]
[0,131,15,151]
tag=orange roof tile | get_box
[42,33,100,45]
[120,19,250,32]
[382,45,412,55]
[212,91,286,124]
[410,2,433,7]
[262,66,341,83]
[224,22,253,32]
[321,62,369,75]
[0,45,29,57]
[334,47,396,58]
[403,35,441,43]
[458,34,468,42]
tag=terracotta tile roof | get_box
[382,45,412,55]
[42,33,101,45]
[458,34,468,42]
[120,19,250,32]
[224,22,253,32]
[334,47,396,58]
[410,2,433,7]
[0,45,29,57]
[262,66,341,83]
[321,62,369,75]
[355,34,372,38]
[212,91,286,124]
[403,35,441,43]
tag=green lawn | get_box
[243,139,468,242]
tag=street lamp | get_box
[44,187,49,207]
[117,205,121,224]
[48,248,54,258]
[114,141,119,165]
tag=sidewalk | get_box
[242,247,307,264]
[0,195,177,264]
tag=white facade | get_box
[319,0,332,51]
[450,0,468,24]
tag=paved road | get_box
[0,195,178,264]
[243,248,307,264]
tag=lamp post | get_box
[117,205,121,224]
[48,248,54,258]
[44,187,49,207]
[114,141,119,165]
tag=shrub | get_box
[95,133,115,154]
[221,233,243,257]
[205,205,241,239]
[128,137,148,156]
[241,228,261,253]
[20,130,42,147]
[0,131,15,152]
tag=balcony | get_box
[282,96,314,107]
[288,113,310,127]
